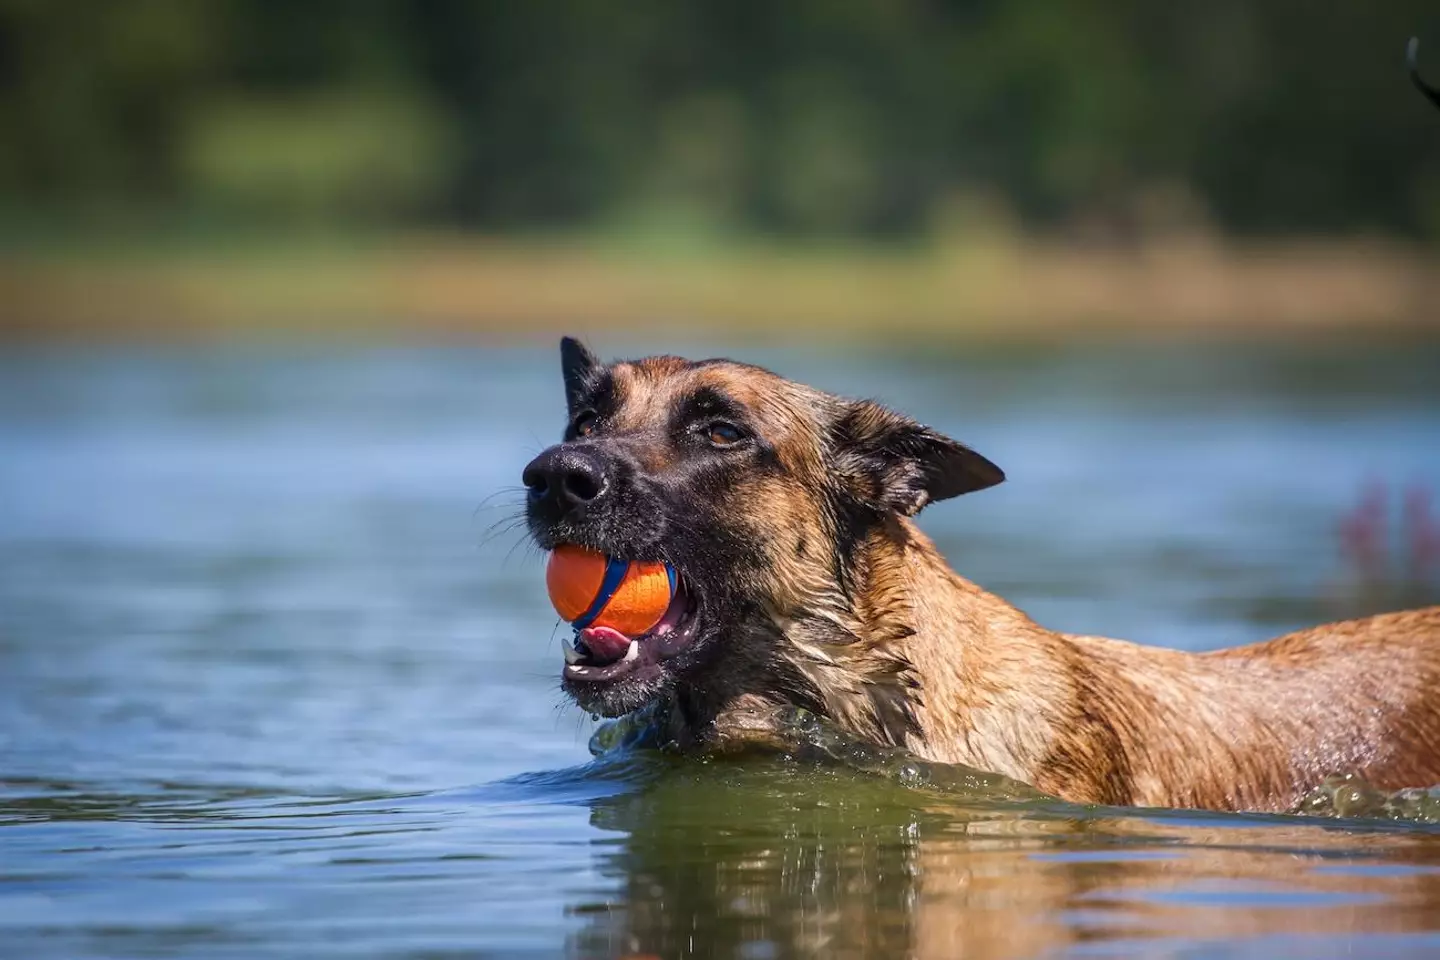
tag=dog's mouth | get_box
[561,574,702,687]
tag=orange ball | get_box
[545,545,675,636]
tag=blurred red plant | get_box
[1338,480,1440,588]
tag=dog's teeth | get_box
[563,640,582,665]
[622,640,639,662]
[566,664,589,676]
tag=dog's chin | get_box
[559,569,709,718]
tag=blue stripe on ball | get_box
[572,555,629,630]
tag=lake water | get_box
[2,338,1440,959]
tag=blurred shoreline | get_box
[3,233,1438,344]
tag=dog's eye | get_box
[705,421,746,446]
[572,412,597,437]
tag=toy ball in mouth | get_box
[545,545,675,637]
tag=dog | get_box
[523,338,1440,813]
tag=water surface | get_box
[2,339,1439,958]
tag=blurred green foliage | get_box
[2,0,1438,241]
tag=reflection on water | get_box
[1,340,1439,958]
[576,762,1440,960]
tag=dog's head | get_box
[524,338,1003,719]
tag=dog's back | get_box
[1048,607,1440,810]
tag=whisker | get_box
[502,532,545,567]
[472,488,527,523]
[478,517,527,550]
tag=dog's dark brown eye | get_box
[706,422,745,446]
[572,412,597,437]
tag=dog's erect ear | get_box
[832,400,1004,516]
[560,336,600,409]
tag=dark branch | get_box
[1409,37,1440,113]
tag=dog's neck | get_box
[673,515,1071,774]
[866,519,1081,779]
[827,518,1069,760]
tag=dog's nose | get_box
[523,446,609,514]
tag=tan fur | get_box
[844,519,1440,810]
[560,349,1440,813]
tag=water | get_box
[2,338,1439,959]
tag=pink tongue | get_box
[577,625,632,665]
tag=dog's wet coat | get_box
[524,338,1440,813]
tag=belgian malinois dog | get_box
[523,338,1440,813]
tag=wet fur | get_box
[531,339,1440,813]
